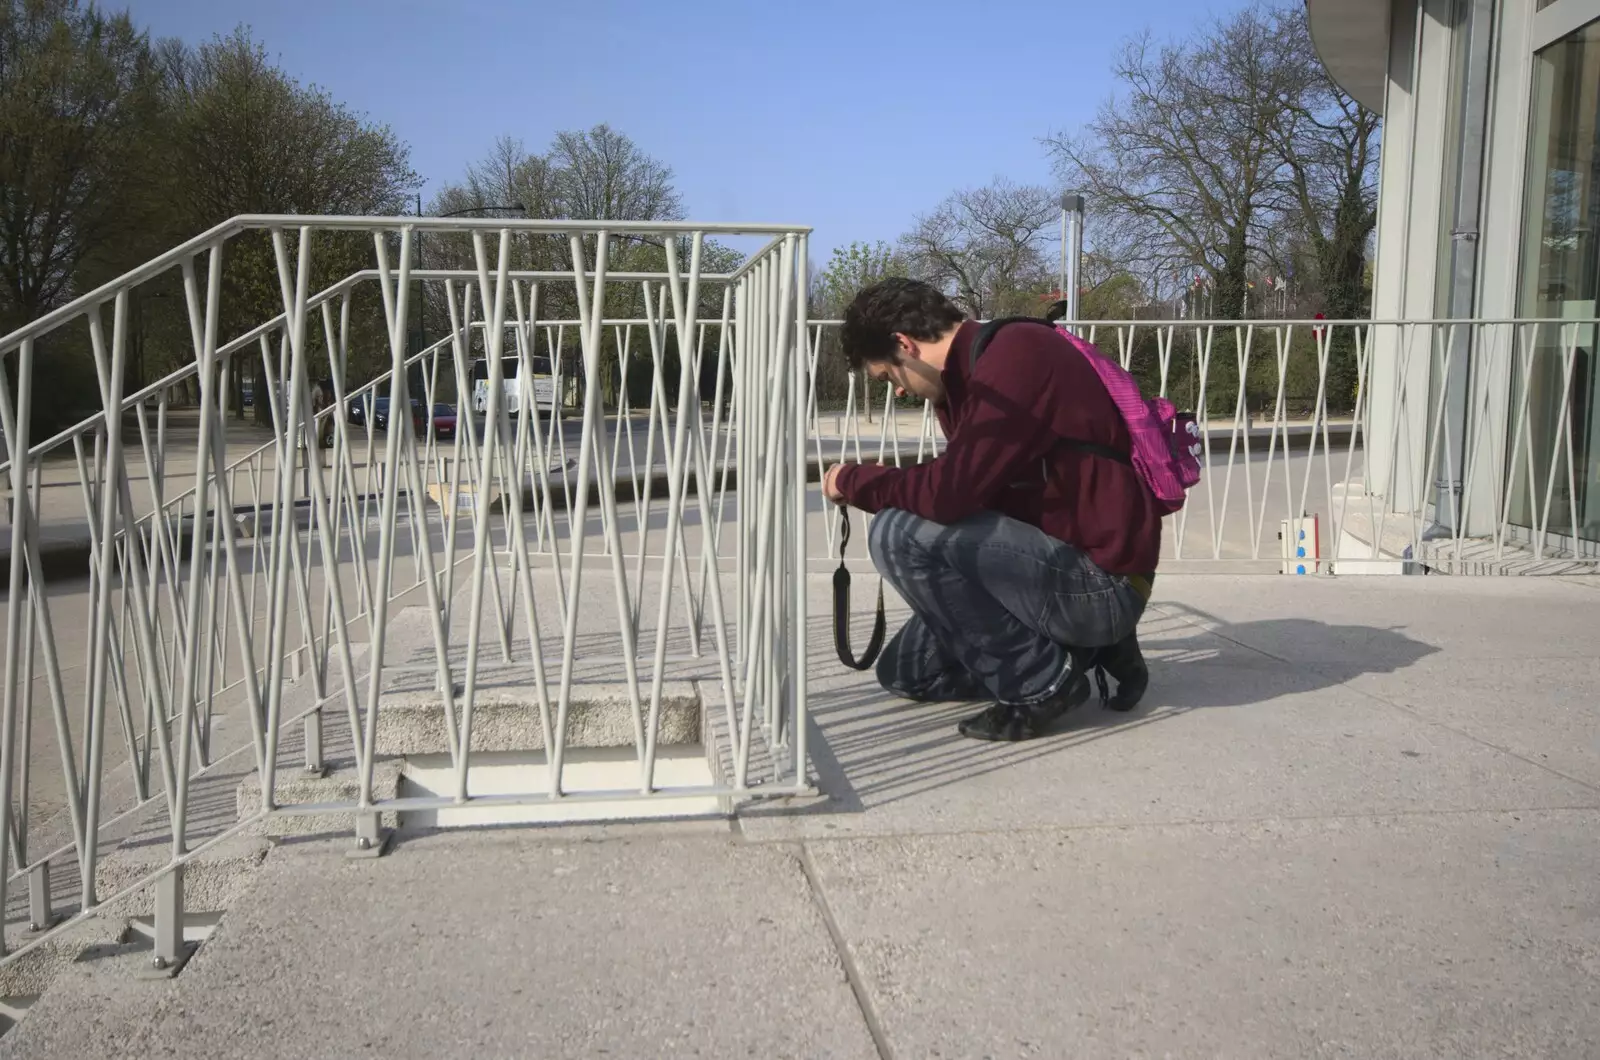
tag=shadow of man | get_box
[1128,613,1444,710]
[795,613,1442,815]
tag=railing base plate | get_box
[18,915,65,942]
[345,828,394,860]
[133,941,198,981]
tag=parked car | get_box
[427,403,457,441]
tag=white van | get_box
[470,353,559,417]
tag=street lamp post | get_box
[1059,193,1085,325]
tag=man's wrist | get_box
[832,462,855,502]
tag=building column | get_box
[1368,0,1455,517]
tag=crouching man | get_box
[822,278,1159,742]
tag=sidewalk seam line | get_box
[796,841,896,1060]
[1344,691,1600,795]
[742,803,1600,847]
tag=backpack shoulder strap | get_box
[1062,438,1133,466]
[967,317,1057,374]
[967,317,1137,470]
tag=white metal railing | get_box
[485,312,1600,573]
[0,217,811,975]
[803,316,1600,574]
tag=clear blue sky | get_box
[129,0,1241,262]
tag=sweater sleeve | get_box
[836,340,1058,523]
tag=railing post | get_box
[348,810,391,860]
[26,860,60,935]
[0,337,37,958]
[792,233,810,789]
[304,709,325,777]
[142,865,195,978]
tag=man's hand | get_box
[823,463,846,505]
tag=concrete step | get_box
[372,681,702,756]
[0,995,34,1035]
[93,834,271,920]
[234,759,403,837]
[0,916,124,1003]
[3,762,379,1030]
[0,830,264,1019]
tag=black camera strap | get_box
[832,507,886,671]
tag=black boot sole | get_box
[957,670,1092,742]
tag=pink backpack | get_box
[968,318,1203,515]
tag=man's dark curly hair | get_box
[839,277,966,371]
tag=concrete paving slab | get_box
[1143,577,1600,787]
[805,810,1600,1059]
[742,589,1600,841]
[1148,574,1600,660]
[0,831,877,1060]
[94,834,271,919]
[1344,656,1600,789]
[0,915,126,1000]
[234,759,404,837]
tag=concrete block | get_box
[372,681,701,756]
[0,919,124,1000]
[93,834,271,919]
[1,832,270,1020]
[234,759,403,836]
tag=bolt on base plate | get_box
[19,914,65,941]
[344,827,394,860]
[134,941,199,981]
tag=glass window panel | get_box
[1512,17,1600,541]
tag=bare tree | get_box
[432,125,730,408]
[1044,4,1299,320]
[548,123,682,225]
[899,178,1057,318]
[426,134,562,308]
[442,134,554,217]
[1268,4,1380,323]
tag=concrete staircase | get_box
[0,672,716,1038]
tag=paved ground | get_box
[5,573,1598,1057]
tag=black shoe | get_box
[956,653,1094,742]
[1093,631,1148,712]
[956,702,1042,742]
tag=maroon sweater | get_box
[835,319,1163,576]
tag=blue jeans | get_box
[867,508,1147,707]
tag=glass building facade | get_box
[1515,15,1600,538]
[1311,0,1600,551]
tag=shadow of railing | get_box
[791,604,1442,817]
